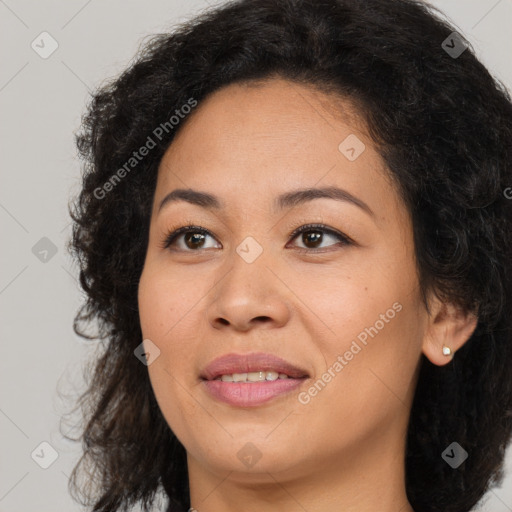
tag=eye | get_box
[161,225,219,251]
[160,223,353,252]
[287,223,352,252]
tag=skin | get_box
[137,77,477,512]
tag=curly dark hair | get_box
[66,0,512,511]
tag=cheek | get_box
[138,263,199,339]
[138,266,187,383]
[137,266,204,399]
[298,251,422,407]
[138,266,204,443]
[285,259,395,348]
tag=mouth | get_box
[200,352,309,407]
[201,351,309,380]
[209,370,301,382]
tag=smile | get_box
[202,377,307,407]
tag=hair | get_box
[66,0,512,511]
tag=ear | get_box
[422,294,478,366]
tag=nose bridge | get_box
[221,234,276,302]
[206,234,291,329]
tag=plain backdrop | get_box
[1,1,511,511]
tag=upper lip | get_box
[201,352,309,381]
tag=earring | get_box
[442,344,452,357]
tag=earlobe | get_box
[422,299,478,366]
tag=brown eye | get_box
[161,223,352,253]
[183,231,207,249]
[162,226,220,251]
[300,230,323,248]
[288,224,352,251]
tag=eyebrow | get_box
[158,186,374,217]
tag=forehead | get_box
[154,77,402,222]
[165,77,366,159]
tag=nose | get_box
[206,250,291,332]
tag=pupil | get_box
[304,231,322,247]
[185,232,205,249]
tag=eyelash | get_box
[159,221,354,253]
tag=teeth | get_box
[247,371,266,382]
[216,371,290,382]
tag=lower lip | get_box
[202,378,307,407]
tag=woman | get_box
[67,0,512,511]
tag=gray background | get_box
[1,0,511,511]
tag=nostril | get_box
[253,316,271,322]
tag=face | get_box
[138,77,428,483]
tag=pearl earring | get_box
[442,344,452,357]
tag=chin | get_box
[188,433,310,477]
